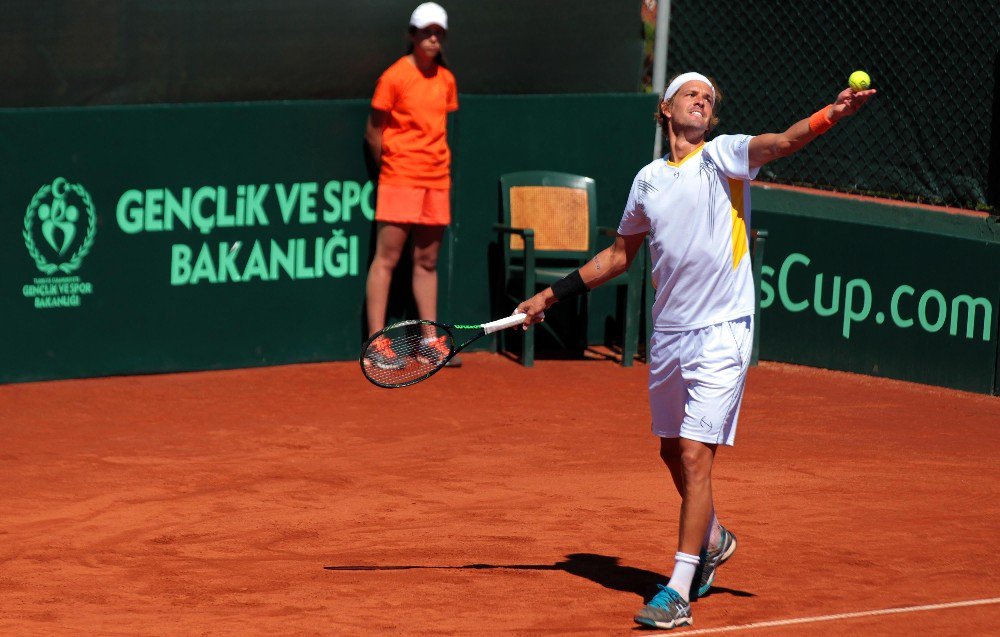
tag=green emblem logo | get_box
[23,178,97,275]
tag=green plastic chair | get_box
[494,171,644,367]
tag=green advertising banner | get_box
[1,101,377,382]
[0,94,657,383]
[752,188,1000,394]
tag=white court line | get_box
[648,597,1000,635]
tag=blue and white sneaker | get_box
[634,585,692,630]
[696,526,738,598]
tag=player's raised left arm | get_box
[748,85,876,169]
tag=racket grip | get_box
[482,313,527,334]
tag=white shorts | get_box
[648,316,753,446]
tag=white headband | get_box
[663,72,715,101]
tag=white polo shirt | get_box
[618,134,760,332]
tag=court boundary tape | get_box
[648,597,1000,635]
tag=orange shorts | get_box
[375,184,451,225]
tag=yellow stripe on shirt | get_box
[728,178,748,270]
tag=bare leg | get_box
[661,437,719,549]
[659,437,687,497]
[410,224,445,322]
[658,437,718,600]
[365,222,409,336]
[675,438,717,556]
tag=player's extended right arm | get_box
[365,109,389,165]
[515,232,647,327]
[748,86,876,169]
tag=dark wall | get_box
[2,0,644,107]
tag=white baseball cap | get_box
[410,2,448,30]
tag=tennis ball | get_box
[849,70,871,91]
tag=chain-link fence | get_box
[648,0,999,212]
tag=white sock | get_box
[666,551,700,602]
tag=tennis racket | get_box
[360,313,527,388]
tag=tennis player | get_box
[516,72,875,630]
[364,2,459,370]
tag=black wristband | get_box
[551,269,588,301]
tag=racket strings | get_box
[362,324,453,387]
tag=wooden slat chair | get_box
[494,171,643,367]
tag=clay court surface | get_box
[2,355,998,635]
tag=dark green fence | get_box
[1,101,376,381]
[0,94,656,383]
[4,95,999,393]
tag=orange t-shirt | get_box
[371,56,459,189]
